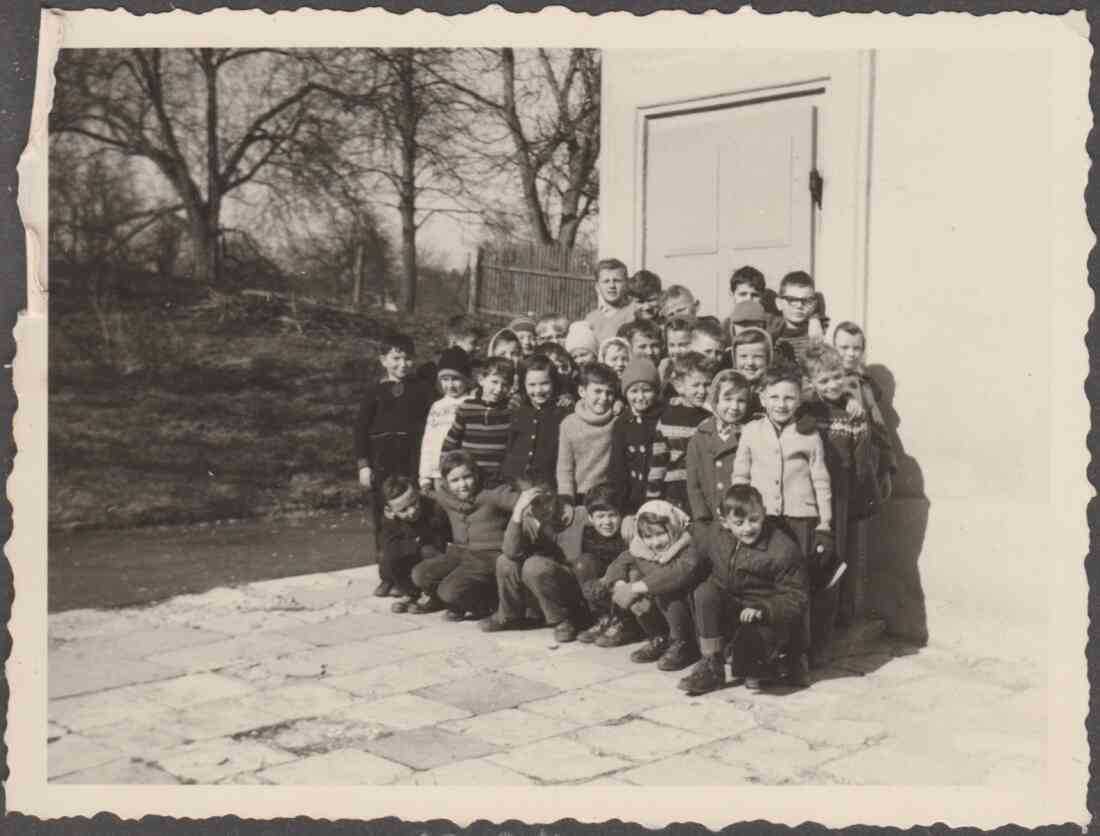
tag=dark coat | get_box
[354,379,435,477]
[380,495,453,563]
[685,416,745,523]
[608,402,664,514]
[499,402,570,488]
[691,519,807,628]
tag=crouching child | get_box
[599,500,708,672]
[680,485,809,694]
[481,487,589,643]
[379,475,453,613]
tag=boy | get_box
[729,264,766,308]
[585,258,637,345]
[658,316,695,396]
[769,271,828,369]
[557,362,619,505]
[730,328,774,393]
[379,475,453,612]
[686,370,753,523]
[690,317,727,376]
[355,332,435,565]
[620,318,663,366]
[536,313,569,347]
[575,483,638,644]
[442,357,514,487]
[565,321,599,369]
[649,352,712,510]
[628,269,663,320]
[483,489,588,642]
[659,285,700,324]
[733,366,834,666]
[609,357,664,514]
[509,316,538,356]
[680,485,809,694]
[419,347,474,490]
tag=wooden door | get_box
[643,97,818,321]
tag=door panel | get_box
[644,98,818,322]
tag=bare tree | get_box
[51,48,377,285]
[443,48,600,250]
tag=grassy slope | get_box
[49,274,502,531]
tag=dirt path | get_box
[48,511,374,612]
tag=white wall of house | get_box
[600,47,1079,659]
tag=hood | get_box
[488,327,519,358]
[630,500,693,564]
[598,336,631,364]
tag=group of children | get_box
[354,259,896,693]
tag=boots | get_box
[678,653,727,694]
[629,635,670,663]
[657,639,700,671]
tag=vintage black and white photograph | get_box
[7,6,1088,826]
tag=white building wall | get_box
[600,47,1067,658]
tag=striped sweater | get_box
[442,397,512,485]
[649,403,711,511]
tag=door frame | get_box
[601,49,874,328]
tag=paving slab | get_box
[487,736,632,783]
[763,716,887,749]
[81,718,191,759]
[158,698,285,741]
[502,654,629,690]
[324,650,478,699]
[364,726,498,770]
[334,693,472,730]
[618,753,758,785]
[401,757,536,786]
[440,708,580,748]
[256,748,411,785]
[698,727,845,784]
[641,698,759,739]
[233,682,358,724]
[50,686,174,733]
[571,718,712,762]
[148,633,318,672]
[50,608,159,643]
[48,734,126,779]
[414,671,560,715]
[520,685,671,727]
[816,740,991,785]
[154,738,296,783]
[56,625,232,661]
[49,654,182,700]
[274,612,417,647]
[257,716,391,755]
[148,672,259,709]
[52,757,181,785]
[198,609,315,635]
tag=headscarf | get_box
[629,500,692,565]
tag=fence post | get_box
[468,247,482,314]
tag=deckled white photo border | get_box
[8,7,1091,827]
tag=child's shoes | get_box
[595,617,643,648]
[678,654,727,694]
[390,595,415,614]
[407,595,445,614]
[442,609,465,622]
[784,652,812,688]
[552,621,578,643]
[630,636,669,663]
[373,580,394,598]
[577,614,613,644]
[657,639,700,671]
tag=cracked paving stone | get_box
[256,748,411,785]
[261,716,390,754]
[487,737,631,783]
[414,671,560,715]
[440,709,580,748]
[331,693,471,730]
[618,753,758,785]
[763,716,887,748]
[641,699,759,739]
[49,734,126,779]
[698,727,844,784]
[400,757,535,785]
[364,725,498,770]
[273,612,417,646]
[52,757,181,785]
[154,738,296,784]
[572,718,711,762]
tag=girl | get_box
[411,451,519,619]
[500,355,571,489]
[594,500,707,671]
[536,342,579,403]
[686,371,753,523]
[418,347,474,491]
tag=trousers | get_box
[496,554,583,626]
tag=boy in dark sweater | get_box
[574,483,638,645]
[355,332,435,574]
[442,357,514,487]
[680,485,809,694]
[378,475,453,612]
[768,271,828,370]
[609,357,664,514]
[650,352,712,510]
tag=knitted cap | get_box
[436,346,472,381]
[730,300,766,324]
[508,316,537,335]
[620,357,660,394]
[565,321,598,355]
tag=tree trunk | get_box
[352,242,364,307]
[396,49,418,312]
[188,211,218,284]
[202,50,223,286]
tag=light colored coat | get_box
[419,394,472,481]
[732,416,832,528]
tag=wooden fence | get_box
[470,241,597,322]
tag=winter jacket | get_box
[442,397,512,486]
[691,519,807,627]
[430,482,519,553]
[732,416,832,527]
[419,394,473,482]
[601,500,708,597]
[380,495,453,563]
[556,400,617,502]
[499,402,570,488]
[608,402,664,514]
[685,416,746,522]
[354,378,435,477]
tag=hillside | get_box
[48,270,502,531]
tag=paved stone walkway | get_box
[48,565,1046,786]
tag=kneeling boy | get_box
[681,485,809,694]
[379,476,453,612]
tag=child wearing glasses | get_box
[770,271,828,369]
